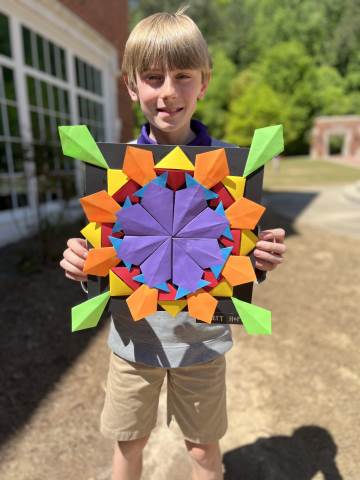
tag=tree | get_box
[195,48,236,139]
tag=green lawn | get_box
[263,156,360,189]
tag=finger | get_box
[65,271,87,282]
[60,258,87,279]
[63,248,86,270]
[255,259,276,272]
[259,228,286,243]
[253,248,284,264]
[67,238,88,258]
[255,240,286,256]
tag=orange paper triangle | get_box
[194,149,230,188]
[187,289,218,324]
[225,197,265,229]
[80,190,120,223]
[126,284,158,321]
[221,255,256,286]
[122,146,156,186]
[83,247,120,276]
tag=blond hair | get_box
[122,7,212,90]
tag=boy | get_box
[60,8,286,480]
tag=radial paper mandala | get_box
[59,125,284,334]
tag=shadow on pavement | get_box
[223,425,343,480]
[0,221,104,449]
[263,190,319,222]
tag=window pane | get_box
[17,192,28,207]
[7,106,19,137]
[41,81,49,108]
[22,26,32,65]
[3,67,16,101]
[44,114,51,140]
[63,90,69,114]
[37,34,45,71]
[0,106,4,135]
[53,85,59,111]
[0,142,8,173]
[0,13,11,57]
[12,142,25,172]
[60,49,67,80]
[26,76,36,105]
[49,42,56,76]
[31,111,40,140]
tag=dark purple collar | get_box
[136,119,212,146]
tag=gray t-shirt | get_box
[108,138,235,368]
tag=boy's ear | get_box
[123,75,138,102]
[198,73,211,100]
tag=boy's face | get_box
[126,68,209,142]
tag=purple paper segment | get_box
[141,238,172,287]
[176,238,223,269]
[118,203,168,236]
[176,207,229,239]
[172,185,207,235]
[141,183,174,235]
[119,235,168,265]
[172,240,204,291]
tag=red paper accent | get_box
[111,266,141,290]
[209,183,235,208]
[112,179,140,204]
[220,229,241,255]
[158,282,177,300]
[156,169,193,191]
[203,270,220,290]
[101,224,123,247]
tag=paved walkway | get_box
[1,182,359,479]
[263,180,360,238]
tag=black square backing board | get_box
[85,143,264,325]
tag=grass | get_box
[263,156,360,190]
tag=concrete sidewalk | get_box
[263,181,360,238]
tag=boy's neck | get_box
[148,123,196,145]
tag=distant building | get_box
[310,116,360,167]
[0,0,132,247]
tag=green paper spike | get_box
[71,290,110,332]
[243,125,284,177]
[231,297,272,335]
[58,125,109,169]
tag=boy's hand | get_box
[254,228,286,272]
[60,238,88,281]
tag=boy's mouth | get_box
[157,107,184,115]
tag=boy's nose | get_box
[160,75,177,99]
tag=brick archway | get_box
[310,116,360,167]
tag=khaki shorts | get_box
[100,352,227,443]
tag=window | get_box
[26,74,75,202]
[0,13,12,57]
[22,26,67,80]
[78,95,105,141]
[75,56,105,141]
[0,65,27,210]
[75,56,102,95]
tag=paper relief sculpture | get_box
[59,124,283,335]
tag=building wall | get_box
[0,0,128,247]
[59,0,133,141]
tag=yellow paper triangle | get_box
[107,169,129,196]
[240,230,258,255]
[81,222,101,248]
[158,300,187,317]
[155,146,194,171]
[109,270,134,296]
[222,176,246,200]
[210,280,233,297]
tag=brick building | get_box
[0,0,132,246]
